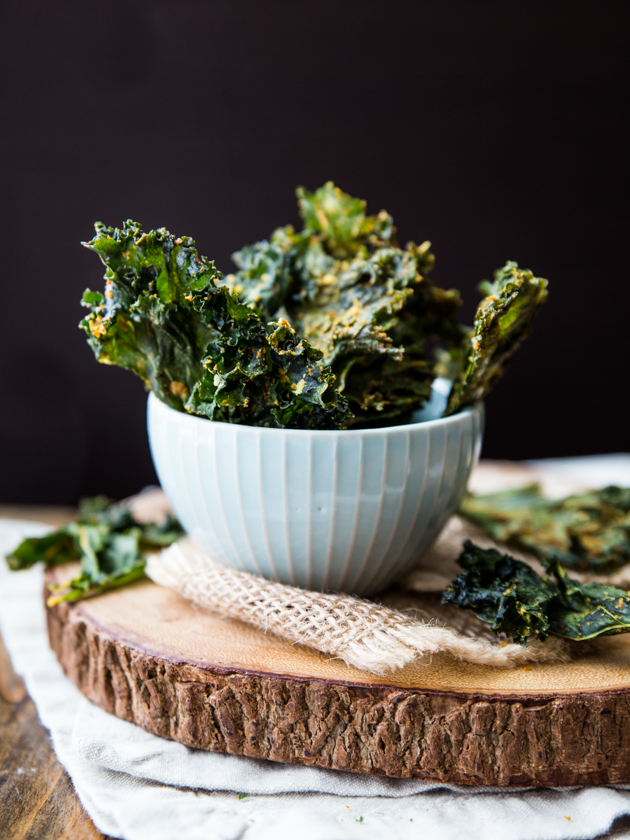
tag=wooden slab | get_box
[46,562,630,788]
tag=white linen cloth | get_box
[1,456,630,840]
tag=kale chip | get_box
[81,221,350,430]
[6,497,183,605]
[226,182,463,426]
[443,540,630,643]
[460,484,630,573]
[444,261,548,416]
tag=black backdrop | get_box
[0,1,628,504]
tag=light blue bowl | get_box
[147,392,483,596]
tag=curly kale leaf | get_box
[5,497,184,605]
[335,355,434,426]
[185,318,349,430]
[460,484,630,573]
[296,180,396,259]
[226,183,461,425]
[227,230,296,316]
[445,261,548,415]
[6,532,80,571]
[81,221,350,430]
[443,541,630,643]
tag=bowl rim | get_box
[148,391,483,438]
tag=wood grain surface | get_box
[0,506,110,840]
[0,632,110,840]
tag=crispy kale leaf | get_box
[296,181,396,259]
[444,262,548,415]
[460,484,630,573]
[81,221,350,430]
[443,540,630,643]
[226,182,463,425]
[5,497,183,605]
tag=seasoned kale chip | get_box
[6,497,183,605]
[460,484,630,573]
[81,221,350,430]
[443,541,630,643]
[226,181,463,425]
[445,262,548,416]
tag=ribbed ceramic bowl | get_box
[147,392,484,596]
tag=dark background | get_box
[0,1,627,504]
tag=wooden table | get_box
[0,506,110,840]
[2,502,630,840]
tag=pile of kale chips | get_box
[79,182,548,430]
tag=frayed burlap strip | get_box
[146,533,570,676]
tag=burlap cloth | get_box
[145,514,572,675]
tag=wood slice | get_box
[45,564,630,787]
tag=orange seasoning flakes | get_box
[169,381,188,399]
[89,316,108,338]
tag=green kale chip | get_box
[226,182,463,425]
[81,221,350,430]
[5,497,184,605]
[296,181,395,259]
[443,540,630,643]
[460,484,630,573]
[444,261,548,415]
